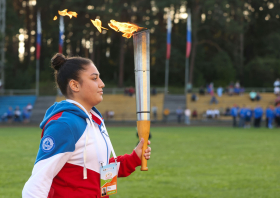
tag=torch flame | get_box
[90,19,108,33]
[58,9,78,19]
[108,20,144,38]
[53,16,58,20]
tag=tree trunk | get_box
[118,37,125,87]
[189,0,201,85]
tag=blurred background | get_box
[1,1,280,198]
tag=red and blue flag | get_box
[186,9,192,58]
[166,13,172,60]
[36,11,41,60]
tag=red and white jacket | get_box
[22,100,141,198]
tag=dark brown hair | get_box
[51,53,92,96]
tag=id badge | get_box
[100,163,118,197]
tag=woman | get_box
[22,53,151,198]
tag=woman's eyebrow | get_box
[90,73,99,76]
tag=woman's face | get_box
[78,63,105,107]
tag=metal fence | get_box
[0,89,36,96]
[0,87,275,96]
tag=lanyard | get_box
[66,99,117,166]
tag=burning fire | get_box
[90,19,108,33]
[58,9,78,19]
[53,16,58,20]
[108,20,144,38]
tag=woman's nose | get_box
[99,79,105,88]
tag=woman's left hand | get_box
[134,138,151,160]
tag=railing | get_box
[0,87,275,96]
[0,89,36,96]
[103,87,165,94]
[189,87,274,93]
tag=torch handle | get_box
[137,120,150,171]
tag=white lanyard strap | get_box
[100,121,117,162]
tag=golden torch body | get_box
[133,30,150,171]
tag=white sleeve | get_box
[22,152,72,198]
[22,121,75,198]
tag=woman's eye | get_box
[93,78,97,81]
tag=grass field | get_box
[0,126,279,198]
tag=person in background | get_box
[108,110,114,119]
[191,93,198,101]
[184,108,191,125]
[244,107,253,128]
[249,90,257,101]
[274,78,280,88]
[210,95,218,104]
[176,107,183,123]
[235,81,240,89]
[253,105,263,128]
[26,103,33,112]
[255,92,261,101]
[14,106,22,122]
[230,105,238,127]
[7,107,14,123]
[152,104,158,121]
[151,87,157,95]
[163,108,170,123]
[275,104,280,128]
[228,81,234,96]
[192,109,198,119]
[199,86,205,95]
[22,108,31,124]
[217,86,223,97]
[224,107,231,116]
[274,86,280,95]
[266,106,274,129]
[239,105,246,128]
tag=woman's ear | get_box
[69,79,80,92]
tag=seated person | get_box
[210,96,218,104]
[249,90,257,101]
[191,93,198,101]
[206,109,214,118]
[199,86,205,95]
[256,92,261,101]
[224,107,231,116]
[192,109,198,119]
[234,87,240,95]
[274,87,280,95]
[14,106,22,122]
[22,108,31,124]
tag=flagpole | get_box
[164,59,169,94]
[164,12,172,95]
[36,11,41,96]
[185,9,192,103]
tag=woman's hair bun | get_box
[51,53,67,71]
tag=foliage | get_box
[4,0,280,92]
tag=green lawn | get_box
[0,126,279,198]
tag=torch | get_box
[102,20,150,171]
[133,30,150,171]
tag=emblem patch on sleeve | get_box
[41,136,55,152]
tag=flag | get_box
[36,11,42,60]
[59,16,64,53]
[186,9,192,58]
[166,12,172,60]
